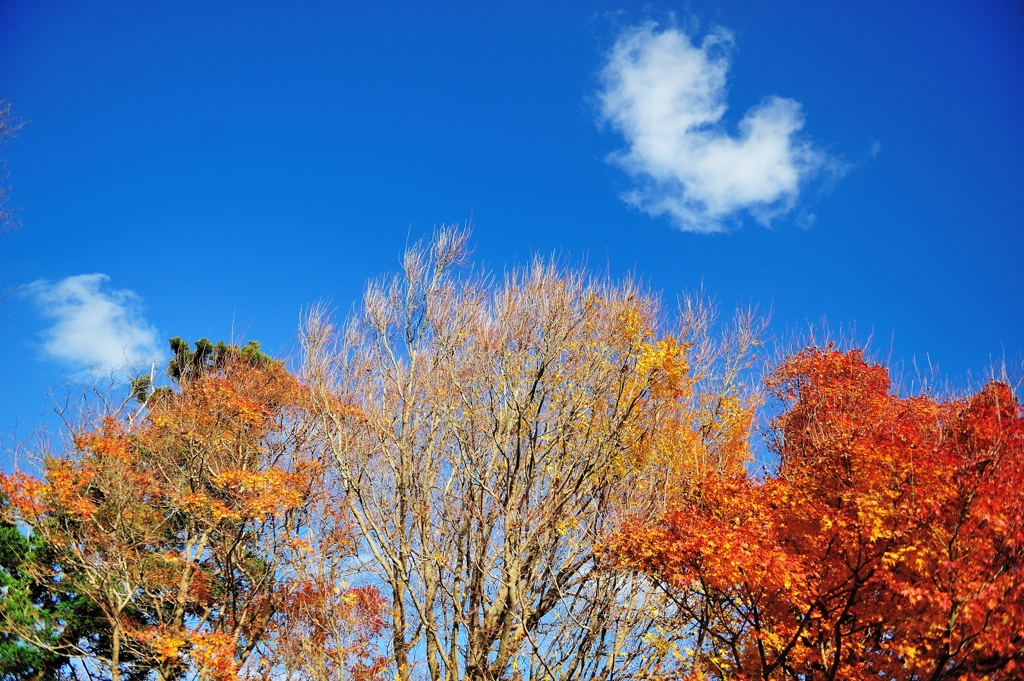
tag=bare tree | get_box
[0,99,22,234]
[0,99,24,305]
[301,228,766,681]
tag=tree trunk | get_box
[110,622,121,681]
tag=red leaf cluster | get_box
[607,349,1024,680]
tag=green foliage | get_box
[167,337,273,382]
[0,494,75,680]
[129,375,152,404]
[1,499,146,680]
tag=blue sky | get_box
[0,0,1022,428]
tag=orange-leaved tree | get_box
[0,339,385,681]
[606,347,1024,680]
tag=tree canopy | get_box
[1,338,384,681]
[606,347,1024,680]
[2,233,1021,680]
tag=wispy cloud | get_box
[26,274,161,371]
[599,23,834,233]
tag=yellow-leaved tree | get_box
[300,227,764,681]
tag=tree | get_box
[0,99,21,234]
[0,339,385,681]
[0,489,104,680]
[606,347,1024,680]
[0,99,24,304]
[300,228,764,681]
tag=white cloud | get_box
[599,24,830,233]
[26,274,162,371]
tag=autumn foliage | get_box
[0,340,385,681]
[606,348,1024,680]
[299,228,771,681]
[2,233,1021,680]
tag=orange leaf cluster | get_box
[0,350,382,680]
[269,579,388,681]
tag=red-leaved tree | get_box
[606,348,1024,680]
